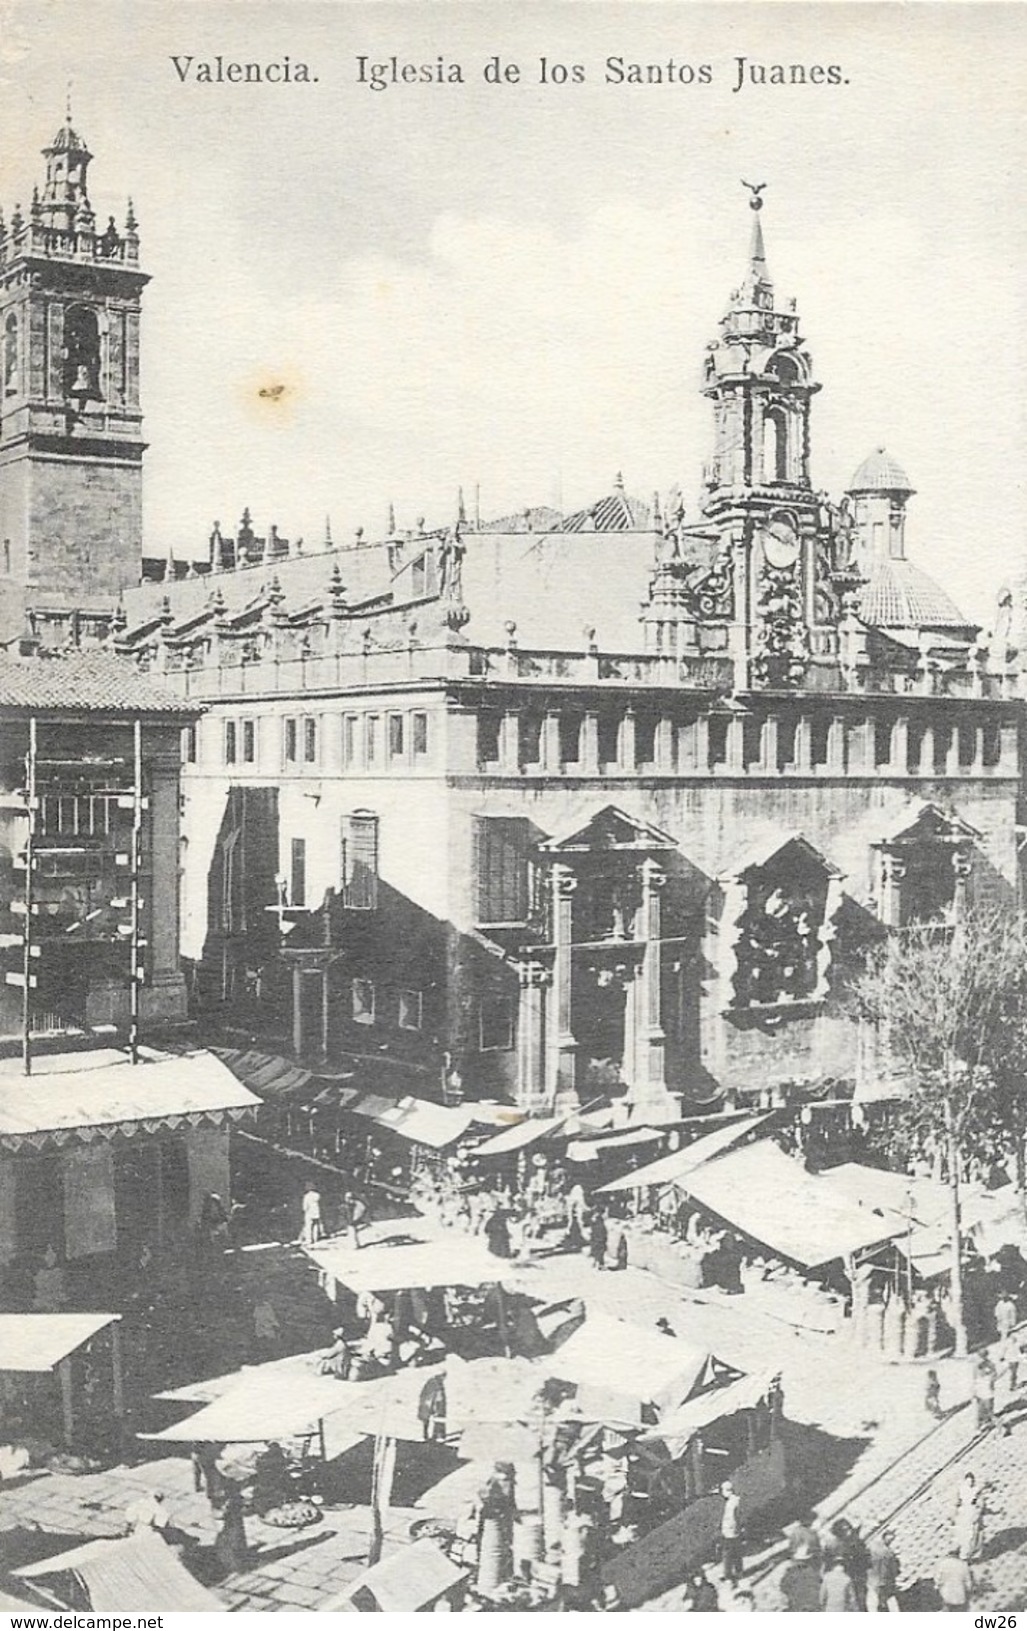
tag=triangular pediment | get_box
[876,799,981,847]
[718,827,844,883]
[541,804,677,854]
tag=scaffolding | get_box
[4,716,147,1073]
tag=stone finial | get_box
[457,486,467,526]
[10,203,23,236]
[324,513,333,548]
[387,502,396,537]
[504,620,518,649]
[30,186,40,223]
[328,562,347,619]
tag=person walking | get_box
[776,1543,821,1611]
[953,1471,985,1562]
[973,1355,997,1431]
[935,1547,973,1611]
[301,1184,323,1247]
[253,1296,280,1357]
[924,1367,943,1419]
[588,1208,608,1270]
[994,1289,1018,1344]
[718,1479,744,1584]
[343,1189,368,1248]
[819,1556,859,1612]
[866,1528,901,1612]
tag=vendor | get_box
[252,1441,291,1515]
[319,1328,353,1380]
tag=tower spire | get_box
[740,180,770,296]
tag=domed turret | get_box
[847,449,973,636]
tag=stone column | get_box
[917,724,935,776]
[879,852,906,929]
[951,850,972,922]
[793,717,812,772]
[142,744,188,1023]
[516,962,549,1112]
[499,711,520,775]
[618,709,637,773]
[631,859,678,1123]
[545,865,579,1112]
[542,711,561,775]
[579,713,599,775]
[889,717,909,776]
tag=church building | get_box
[11,124,1022,1124]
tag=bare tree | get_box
[851,907,1024,1355]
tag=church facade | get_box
[11,124,1022,1122]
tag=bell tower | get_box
[0,111,148,641]
[701,186,823,688]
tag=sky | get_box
[0,2,1024,624]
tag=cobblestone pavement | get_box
[2,1226,1020,1612]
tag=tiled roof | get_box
[848,448,915,495]
[0,650,194,715]
[857,557,970,631]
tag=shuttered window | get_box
[291,837,306,907]
[474,816,530,925]
[341,811,379,910]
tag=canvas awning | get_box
[345,1093,477,1149]
[566,1127,662,1162]
[596,1113,772,1194]
[678,1142,905,1268]
[141,1367,359,1444]
[642,1368,780,1459]
[0,1313,120,1373]
[0,1048,259,1151]
[325,1538,468,1613]
[472,1115,566,1157]
[543,1313,727,1421]
[818,1163,948,1227]
[306,1221,504,1294]
[214,1047,313,1101]
[14,1531,222,1612]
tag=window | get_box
[183,724,197,764]
[398,989,423,1030]
[474,816,530,925]
[366,715,380,765]
[284,718,298,763]
[341,811,379,909]
[290,837,306,907]
[242,719,256,763]
[224,721,237,765]
[304,716,319,764]
[63,304,101,401]
[558,712,582,765]
[412,712,429,757]
[3,314,18,396]
[478,711,502,765]
[479,994,514,1052]
[388,713,405,759]
[352,977,375,1024]
[343,714,359,767]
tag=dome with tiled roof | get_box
[857,557,971,632]
[848,448,915,496]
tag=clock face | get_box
[762,518,799,569]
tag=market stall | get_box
[0,1312,123,1453]
[13,1531,222,1612]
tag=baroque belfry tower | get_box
[701,185,824,688]
[0,112,147,642]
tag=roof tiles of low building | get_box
[0,649,198,715]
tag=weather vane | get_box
[741,180,767,212]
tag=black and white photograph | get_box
[0,0,1025,1615]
